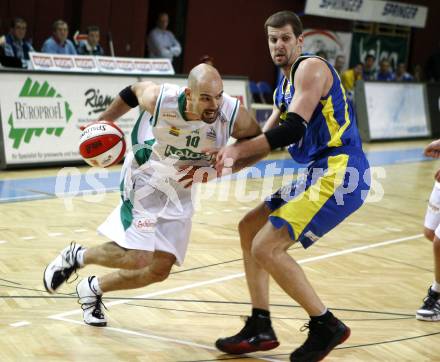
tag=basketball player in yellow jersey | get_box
[212,11,370,361]
[43,64,261,327]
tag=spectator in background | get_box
[376,59,395,81]
[41,19,77,55]
[200,54,214,66]
[333,54,345,75]
[147,12,181,61]
[395,63,413,81]
[413,64,424,82]
[363,53,376,80]
[341,62,363,96]
[426,42,440,82]
[316,49,328,60]
[3,18,34,66]
[0,19,5,48]
[77,26,104,55]
[376,58,394,82]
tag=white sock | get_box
[76,249,86,267]
[90,277,103,295]
[432,281,440,293]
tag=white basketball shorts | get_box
[424,181,440,238]
[98,164,194,266]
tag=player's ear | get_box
[297,34,304,47]
[184,87,192,101]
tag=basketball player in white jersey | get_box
[43,64,261,326]
[417,139,440,321]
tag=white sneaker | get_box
[416,287,440,321]
[43,242,83,293]
[77,276,107,327]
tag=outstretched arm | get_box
[215,58,329,174]
[98,81,160,121]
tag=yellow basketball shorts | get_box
[265,146,370,248]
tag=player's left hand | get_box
[214,144,238,174]
[177,165,219,188]
[435,169,440,182]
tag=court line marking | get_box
[48,233,422,321]
[47,234,422,358]
[0,240,7,244]
[10,321,31,327]
[48,232,64,237]
[50,316,281,362]
[73,229,88,233]
[21,236,35,240]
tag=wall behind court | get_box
[0,0,149,57]
[0,0,439,85]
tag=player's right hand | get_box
[424,140,440,158]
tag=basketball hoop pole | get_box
[108,31,115,57]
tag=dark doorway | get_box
[146,0,187,74]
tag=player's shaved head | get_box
[188,63,222,92]
[185,64,224,123]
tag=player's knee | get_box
[238,213,252,236]
[149,265,172,282]
[424,228,435,242]
[251,241,273,266]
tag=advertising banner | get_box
[0,72,250,167]
[303,29,352,70]
[349,32,408,69]
[364,82,429,139]
[0,73,139,165]
[305,0,427,28]
[29,52,175,75]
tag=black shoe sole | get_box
[290,325,351,362]
[85,321,107,327]
[216,339,279,354]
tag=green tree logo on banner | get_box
[8,77,73,149]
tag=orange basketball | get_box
[79,121,126,167]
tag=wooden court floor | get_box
[1,140,440,361]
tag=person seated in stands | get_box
[341,62,363,98]
[376,59,395,81]
[41,19,77,55]
[395,62,413,81]
[200,54,214,66]
[316,49,328,60]
[3,18,34,67]
[333,54,345,75]
[362,53,376,80]
[77,25,104,56]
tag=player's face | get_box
[186,82,223,123]
[267,25,303,68]
[196,88,224,123]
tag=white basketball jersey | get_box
[130,83,239,169]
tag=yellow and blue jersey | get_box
[274,55,362,164]
[267,56,370,248]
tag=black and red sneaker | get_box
[215,315,279,354]
[290,315,350,362]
